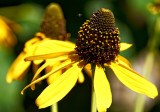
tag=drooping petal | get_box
[110,63,158,99]
[21,55,79,94]
[52,40,75,49]
[24,37,45,65]
[0,17,17,48]
[24,37,40,51]
[31,57,69,85]
[34,40,75,56]
[47,69,62,84]
[6,51,31,83]
[120,43,132,51]
[84,63,92,78]
[118,55,132,69]
[6,37,43,83]
[36,61,85,109]
[0,16,21,34]
[94,65,112,112]
[30,62,49,90]
[25,51,76,61]
[78,71,85,83]
[46,61,62,84]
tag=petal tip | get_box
[151,89,158,99]
[31,85,35,91]
[21,91,24,95]
[120,43,133,51]
[35,99,43,109]
[6,76,12,83]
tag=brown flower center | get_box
[75,8,120,64]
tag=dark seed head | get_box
[75,8,121,64]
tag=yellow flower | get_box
[0,16,20,48]
[21,8,158,111]
[6,3,70,85]
[6,32,49,83]
[147,2,160,15]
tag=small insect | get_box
[78,13,82,17]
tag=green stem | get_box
[51,103,58,112]
[91,64,97,112]
[91,84,97,112]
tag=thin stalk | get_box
[51,103,58,112]
[91,83,97,112]
[91,64,97,112]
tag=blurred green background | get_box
[0,0,160,112]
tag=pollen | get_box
[75,8,120,64]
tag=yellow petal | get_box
[31,58,67,84]
[53,40,75,49]
[47,70,62,84]
[94,65,112,111]
[24,37,48,65]
[21,55,78,94]
[110,63,158,98]
[120,43,132,51]
[0,16,21,33]
[36,61,84,109]
[33,40,75,56]
[46,61,62,84]
[6,37,43,83]
[24,37,40,50]
[0,17,17,48]
[84,63,92,78]
[78,71,85,83]
[6,51,31,83]
[33,60,44,65]
[30,62,49,90]
[32,64,40,75]
[118,55,132,69]
[25,51,76,61]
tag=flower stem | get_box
[91,64,97,112]
[91,78,97,112]
[51,103,58,112]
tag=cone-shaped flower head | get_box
[75,8,120,64]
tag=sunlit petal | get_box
[31,57,69,85]
[84,63,92,78]
[53,40,75,49]
[110,63,158,99]
[78,71,85,83]
[24,37,40,51]
[25,51,76,61]
[94,65,112,111]
[46,61,62,84]
[120,43,132,51]
[0,16,18,48]
[21,56,78,94]
[118,55,132,69]
[36,61,85,109]
[6,51,31,83]
[30,62,49,90]
[34,40,75,55]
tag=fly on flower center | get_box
[75,8,121,64]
